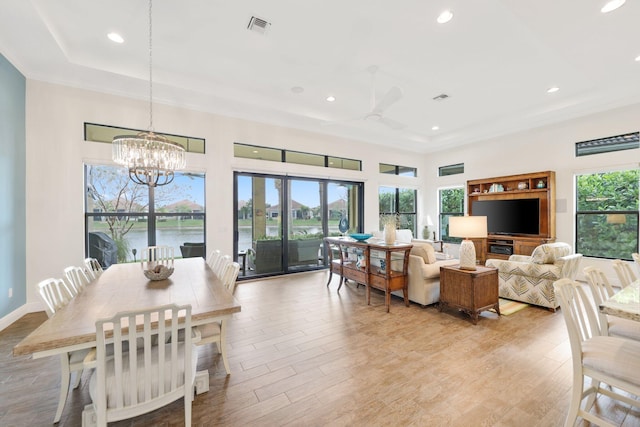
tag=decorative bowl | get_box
[143,265,174,281]
[349,233,373,241]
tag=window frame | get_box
[378,186,417,235]
[575,168,639,260]
[439,186,465,243]
[84,163,206,265]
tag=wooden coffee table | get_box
[439,265,499,324]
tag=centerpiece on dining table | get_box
[141,246,175,280]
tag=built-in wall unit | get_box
[467,171,556,263]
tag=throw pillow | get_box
[411,243,436,264]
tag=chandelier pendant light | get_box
[112,0,185,187]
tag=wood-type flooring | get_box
[2,270,639,426]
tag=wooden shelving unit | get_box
[467,171,556,262]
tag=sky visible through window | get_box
[237,177,345,207]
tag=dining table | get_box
[599,279,640,322]
[13,257,241,393]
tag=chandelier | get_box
[112,0,185,187]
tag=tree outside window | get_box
[439,187,464,243]
[576,169,639,260]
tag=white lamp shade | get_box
[449,216,488,239]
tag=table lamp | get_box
[449,216,487,270]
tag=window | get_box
[233,143,361,171]
[84,123,205,154]
[379,186,417,235]
[379,163,417,177]
[576,169,639,260]
[439,163,464,177]
[439,187,464,242]
[575,132,639,157]
[85,164,205,266]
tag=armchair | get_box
[485,242,582,310]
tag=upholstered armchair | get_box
[485,242,582,310]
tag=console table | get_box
[324,237,412,313]
[439,265,499,324]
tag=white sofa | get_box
[381,230,459,306]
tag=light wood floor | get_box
[2,271,639,426]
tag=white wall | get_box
[424,103,640,282]
[24,80,422,305]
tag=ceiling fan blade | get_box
[378,116,407,130]
[321,115,365,126]
[372,86,403,114]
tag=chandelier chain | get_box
[148,0,153,131]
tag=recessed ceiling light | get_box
[326,95,336,102]
[107,32,124,44]
[291,86,304,94]
[547,86,560,94]
[432,126,440,131]
[252,150,259,154]
[635,55,640,62]
[437,10,454,24]
[601,0,625,13]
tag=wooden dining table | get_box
[13,257,241,392]
[599,279,640,322]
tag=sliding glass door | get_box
[234,172,363,279]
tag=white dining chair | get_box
[142,245,174,268]
[206,249,221,270]
[583,266,640,342]
[64,265,92,294]
[632,252,640,275]
[195,261,240,375]
[213,254,232,278]
[612,259,637,288]
[82,304,198,427]
[37,278,91,423]
[553,278,640,427]
[83,257,103,280]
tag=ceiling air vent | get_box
[432,93,450,101]
[247,16,271,35]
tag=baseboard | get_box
[0,302,44,332]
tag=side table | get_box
[439,265,499,324]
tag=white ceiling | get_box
[1,0,639,153]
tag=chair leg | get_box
[220,320,231,375]
[54,354,71,423]
[564,374,584,427]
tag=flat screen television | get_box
[471,199,540,236]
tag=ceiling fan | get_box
[325,65,407,130]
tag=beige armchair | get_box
[486,242,582,310]
[386,230,458,306]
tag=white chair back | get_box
[554,279,602,354]
[220,262,241,294]
[206,249,221,270]
[214,254,232,278]
[612,259,637,288]
[142,246,174,269]
[583,266,616,334]
[633,253,640,274]
[37,278,75,317]
[64,266,92,294]
[84,257,104,280]
[89,304,195,426]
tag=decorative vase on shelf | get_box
[384,224,396,244]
